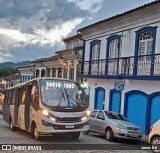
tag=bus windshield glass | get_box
[40,79,88,108]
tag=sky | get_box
[0,0,155,63]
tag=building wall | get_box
[84,21,160,61]
[89,79,160,113]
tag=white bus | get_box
[3,78,90,140]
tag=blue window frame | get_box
[133,26,157,75]
[89,40,101,75]
[105,35,121,75]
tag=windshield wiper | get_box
[57,88,66,106]
[62,81,81,107]
[66,94,81,107]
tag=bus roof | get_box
[6,77,76,90]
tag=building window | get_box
[69,61,74,80]
[66,42,72,49]
[91,44,99,61]
[63,63,68,79]
[36,69,39,78]
[41,69,45,77]
[89,40,101,75]
[52,68,56,77]
[134,26,157,75]
[28,75,30,81]
[138,32,153,57]
[58,68,62,78]
[109,39,119,59]
[106,35,121,75]
[47,69,51,77]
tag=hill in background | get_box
[0,61,31,78]
[0,61,31,68]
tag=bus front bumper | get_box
[39,119,90,133]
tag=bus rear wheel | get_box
[70,132,80,140]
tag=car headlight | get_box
[42,109,49,117]
[116,124,126,129]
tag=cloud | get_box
[0,0,95,62]
[0,0,153,63]
[67,0,103,12]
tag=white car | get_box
[85,110,142,141]
[149,119,160,152]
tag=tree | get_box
[0,67,16,78]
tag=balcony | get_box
[80,54,160,80]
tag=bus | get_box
[3,78,90,140]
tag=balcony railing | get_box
[80,54,160,77]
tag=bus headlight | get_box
[81,116,87,121]
[42,109,49,117]
[86,109,91,117]
[50,117,56,122]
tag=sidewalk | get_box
[141,135,148,143]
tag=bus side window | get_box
[31,86,39,103]
[21,87,26,104]
[8,90,13,105]
[4,91,8,104]
[12,89,17,105]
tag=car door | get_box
[95,111,106,134]
[89,111,98,132]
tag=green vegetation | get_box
[0,67,16,78]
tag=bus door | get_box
[24,85,32,130]
[14,88,22,126]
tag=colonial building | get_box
[78,0,160,134]
[17,34,83,83]
[17,63,35,83]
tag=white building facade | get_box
[17,34,83,83]
[78,1,160,135]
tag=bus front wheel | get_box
[32,125,41,141]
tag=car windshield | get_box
[105,111,127,121]
[40,79,88,108]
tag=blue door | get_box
[150,95,160,127]
[110,90,121,113]
[125,91,148,134]
[95,87,105,110]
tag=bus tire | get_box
[32,124,41,141]
[70,132,80,140]
[10,118,16,131]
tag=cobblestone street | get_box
[0,114,152,153]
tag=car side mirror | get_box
[97,115,105,120]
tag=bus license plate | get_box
[129,133,137,137]
[65,125,74,128]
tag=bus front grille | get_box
[56,117,82,123]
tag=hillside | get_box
[0,61,31,68]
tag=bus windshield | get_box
[40,79,88,108]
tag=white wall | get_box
[88,78,160,114]
[84,23,160,61]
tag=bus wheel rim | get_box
[34,128,38,137]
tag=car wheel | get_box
[70,132,80,140]
[151,136,160,153]
[33,125,41,141]
[10,118,16,131]
[105,128,114,141]
[83,131,89,135]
